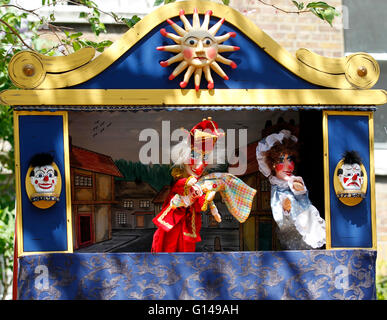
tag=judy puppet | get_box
[256,130,326,250]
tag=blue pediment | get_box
[74,17,320,90]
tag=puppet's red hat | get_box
[189,117,224,154]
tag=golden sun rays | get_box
[157,8,240,91]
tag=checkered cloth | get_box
[169,173,256,223]
[198,173,256,223]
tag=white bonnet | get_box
[256,129,298,177]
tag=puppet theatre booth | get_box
[2,1,386,300]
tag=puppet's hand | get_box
[205,190,216,202]
[289,176,307,195]
[210,202,222,223]
[189,184,203,200]
[186,176,198,188]
[292,179,304,192]
[201,190,216,211]
[282,197,291,214]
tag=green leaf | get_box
[153,0,164,6]
[306,2,340,26]
[222,0,230,5]
[309,7,323,20]
[93,8,101,18]
[322,7,338,26]
[70,32,83,39]
[121,15,141,28]
[72,41,81,51]
[79,12,88,19]
[292,1,304,10]
[97,40,113,48]
[306,1,332,9]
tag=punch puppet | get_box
[256,130,326,250]
[151,118,256,252]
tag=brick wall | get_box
[229,0,344,57]
[376,178,387,265]
[38,1,344,58]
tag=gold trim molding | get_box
[8,48,95,89]
[13,111,73,257]
[1,89,387,106]
[322,111,377,250]
[6,0,382,90]
[296,49,380,89]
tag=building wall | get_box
[94,205,111,242]
[376,177,387,259]
[71,168,115,248]
[29,0,344,58]
[229,0,344,57]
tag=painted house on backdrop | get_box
[152,185,170,215]
[70,145,123,249]
[113,180,157,229]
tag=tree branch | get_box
[65,0,126,24]
[0,4,42,19]
[48,23,71,55]
[257,0,310,14]
[0,18,34,51]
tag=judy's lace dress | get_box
[269,175,326,250]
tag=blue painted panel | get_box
[74,17,320,90]
[327,115,372,247]
[18,250,376,300]
[18,115,68,252]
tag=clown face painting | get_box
[337,151,364,191]
[334,150,367,206]
[30,164,58,193]
[338,162,364,190]
[25,153,61,209]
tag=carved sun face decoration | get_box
[157,8,240,91]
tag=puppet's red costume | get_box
[151,117,223,253]
[151,177,205,252]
